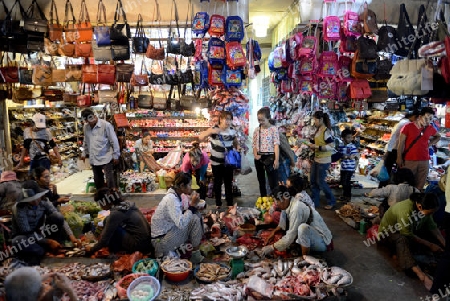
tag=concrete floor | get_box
[56,160,434,301]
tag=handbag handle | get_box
[78,0,90,23]
[135,14,146,38]
[183,0,191,39]
[26,0,46,20]
[49,0,60,25]
[169,0,181,38]
[64,0,76,25]
[96,0,107,24]
[113,0,128,24]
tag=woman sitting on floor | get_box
[378,192,445,291]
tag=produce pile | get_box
[338,203,362,222]
[68,200,102,216]
[255,196,274,212]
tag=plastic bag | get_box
[377,165,390,182]
[370,160,384,177]
[240,151,252,175]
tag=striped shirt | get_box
[339,143,358,171]
[209,126,237,166]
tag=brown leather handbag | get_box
[131,60,149,87]
[65,64,82,82]
[115,63,134,83]
[32,61,53,86]
[52,69,66,83]
[48,0,63,41]
[76,0,93,42]
[0,54,19,83]
[82,64,98,84]
[77,84,92,107]
[75,42,93,58]
[97,64,116,86]
[63,0,77,43]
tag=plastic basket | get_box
[132,258,159,276]
[126,275,161,301]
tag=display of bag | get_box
[97,64,115,85]
[208,38,226,65]
[23,0,47,34]
[343,10,361,38]
[75,0,92,42]
[374,57,393,80]
[82,64,98,84]
[65,64,82,82]
[110,0,131,41]
[77,84,92,107]
[51,68,66,83]
[75,42,92,58]
[349,79,372,99]
[317,51,338,77]
[94,0,110,46]
[19,64,33,85]
[60,34,75,57]
[226,41,246,69]
[387,58,429,95]
[48,0,62,41]
[131,60,149,87]
[111,44,130,61]
[92,40,112,61]
[63,0,77,43]
[63,92,79,105]
[133,14,149,54]
[351,49,376,79]
[115,63,134,82]
[377,21,398,52]
[98,89,117,103]
[146,43,165,60]
[222,65,242,88]
[0,54,18,83]
[360,2,378,34]
[225,15,244,42]
[357,36,378,60]
[137,92,153,108]
[395,4,415,57]
[192,11,210,36]
[152,90,168,110]
[323,15,341,42]
[32,61,52,86]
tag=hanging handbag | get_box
[152,89,168,110]
[179,1,195,57]
[138,91,153,108]
[0,54,19,83]
[111,43,130,61]
[97,64,116,86]
[110,0,131,41]
[82,64,98,84]
[133,14,149,54]
[115,63,134,82]
[48,0,62,42]
[92,40,112,61]
[18,56,34,85]
[60,33,75,57]
[349,79,372,99]
[23,0,47,34]
[32,60,53,86]
[98,89,118,103]
[51,59,66,83]
[166,0,182,54]
[131,59,149,87]
[94,0,110,46]
[65,63,82,82]
[395,4,416,57]
[75,42,93,58]
[63,0,77,43]
[145,0,165,60]
[76,0,92,42]
[77,84,92,107]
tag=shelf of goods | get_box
[359,114,401,155]
[8,106,82,172]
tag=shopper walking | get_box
[308,111,336,209]
[180,142,210,200]
[253,107,280,197]
[396,107,441,190]
[338,129,359,202]
[15,113,62,173]
[380,110,419,187]
[80,109,120,190]
[199,111,238,208]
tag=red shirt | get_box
[401,122,437,161]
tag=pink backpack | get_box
[298,36,317,58]
[324,16,341,41]
[317,51,339,77]
[299,57,316,75]
[289,33,303,61]
[338,55,352,81]
[317,77,337,99]
[344,11,361,38]
[300,79,314,95]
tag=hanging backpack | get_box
[281,78,293,93]
[299,56,316,75]
[324,16,341,42]
[377,21,398,53]
[317,77,337,99]
[192,12,210,36]
[281,39,292,67]
[351,49,376,79]
[317,51,339,77]
[208,14,225,37]
[222,65,242,88]
[339,27,357,53]
[268,47,283,71]
[289,33,302,61]
[300,79,314,95]
[298,36,317,57]
[226,41,246,69]
[357,36,378,60]
[208,37,226,65]
[338,55,353,81]
[225,15,244,42]
[395,4,415,57]
[208,64,224,86]
[195,59,209,89]
[344,11,362,38]
[246,39,262,61]
[337,81,349,102]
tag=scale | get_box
[225,246,248,279]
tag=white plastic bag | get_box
[240,151,252,175]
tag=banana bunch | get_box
[255,196,274,212]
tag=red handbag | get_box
[48,0,63,42]
[75,42,93,58]
[77,84,92,107]
[130,60,149,87]
[97,64,116,86]
[75,0,93,42]
[349,79,372,99]
[82,64,98,83]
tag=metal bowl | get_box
[225,246,248,259]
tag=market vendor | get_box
[180,142,210,200]
[261,185,332,257]
[11,180,81,266]
[151,172,204,264]
[85,187,152,255]
[378,192,445,291]
[133,131,160,172]
[32,166,70,207]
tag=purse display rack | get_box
[7,107,82,167]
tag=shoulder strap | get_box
[403,125,428,158]
[31,131,47,153]
[49,0,59,24]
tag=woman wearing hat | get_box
[11,180,80,265]
[32,166,70,207]
[14,113,62,173]
[0,171,22,212]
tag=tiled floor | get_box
[55,159,434,300]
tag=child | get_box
[286,173,315,208]
[339,129,359,202]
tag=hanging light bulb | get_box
[252,16,270,38]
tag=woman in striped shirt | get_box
[199,111,238,208]
[253,107,280,197]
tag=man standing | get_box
[380,110,419,187]
[15,113,62,172]
[397,107,441,190]
[80,109,120,190]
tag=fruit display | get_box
[255,196,274,212]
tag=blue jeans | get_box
[296,224,328,252]
[310,161,335,207]
[278,158,291,185]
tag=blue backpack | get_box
[222,65,243,88]
[195,60,209,89]
[225,16,245,42]
[208,37,226,65]
[192,12,210,36]
[246,39,262,61]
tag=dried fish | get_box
[161,259,191,273]
[196,263,230,282]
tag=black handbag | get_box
[150,73,165,85]
[166,0,182,54]
[395,4,416,57]
[110,0,130,41]
[138,92,153,108]
[179,1,195,57]
[3,0,28,54]
[377,21,398,53]
[111,44,130,61]
[132,14,149,54]
[164,69,179,85]
[23,0,48,34]
[0,0,10,51]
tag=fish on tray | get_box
[196,263,230,282]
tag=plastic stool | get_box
[85,179,96,193]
